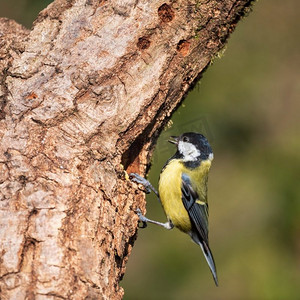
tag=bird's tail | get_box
[199,240,218,286]
[191,233,218,286]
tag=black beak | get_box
[168,136,178,145]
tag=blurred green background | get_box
[1,0,299,299]
[0,0,52,27]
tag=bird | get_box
[130,132,218,286]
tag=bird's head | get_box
[169,132,213,162]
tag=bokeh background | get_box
[1,0,299,299]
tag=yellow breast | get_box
[158,159,211,233]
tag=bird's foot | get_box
[129,173,152,194]
[135,208,148,228]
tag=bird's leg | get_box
[136,209,174,230]
[129,173,160,201]
[130,173,172,229]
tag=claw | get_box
[130,173,146,184]
[138,221,148,228]
[129,173,151,194]
[135,207,142,215]
[135,208,147,228]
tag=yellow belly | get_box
[158,159,211,233]
[159,161,191,232]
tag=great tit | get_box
[130,132,218,286]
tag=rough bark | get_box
[0,0,253,299]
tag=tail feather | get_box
[200,241,218,286]
[190,233,218,286]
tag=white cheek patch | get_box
[178,141,201,161]
[208,153,214,161]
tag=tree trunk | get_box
[0,0,254,298]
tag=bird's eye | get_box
[182,136,189,142]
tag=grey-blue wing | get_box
[181,173,209,242]
[181,173,218,286]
